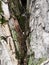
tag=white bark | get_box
[1,0,10,20]
[28,0,49,59]
[0,0,18,65]
[0,40,13,65]
[40,59,49,65]
[0,39,18,65]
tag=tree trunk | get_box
[27,0,49,65]
[0,0,27,65]
[2,0,49,65]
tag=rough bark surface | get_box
[1,0,49,65]
[27,0,49,65]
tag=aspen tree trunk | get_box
[27,0,49,65]
[0,0,27,65]
[0,0,18,65]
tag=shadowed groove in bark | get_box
[7,0,30,65]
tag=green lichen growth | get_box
[37,58,47,65]
[11,29,25,59]
[28,54,47,65]
[11,30,18,41]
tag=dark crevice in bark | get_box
[8,23,20,59]
[21,0,27,8]
[12,18,27,65]
[42,27,45,30]
[7,0,30,65]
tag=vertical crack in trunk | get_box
[13,18,27,65]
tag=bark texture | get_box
[1,0,49,65]
[27,0,49,65]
